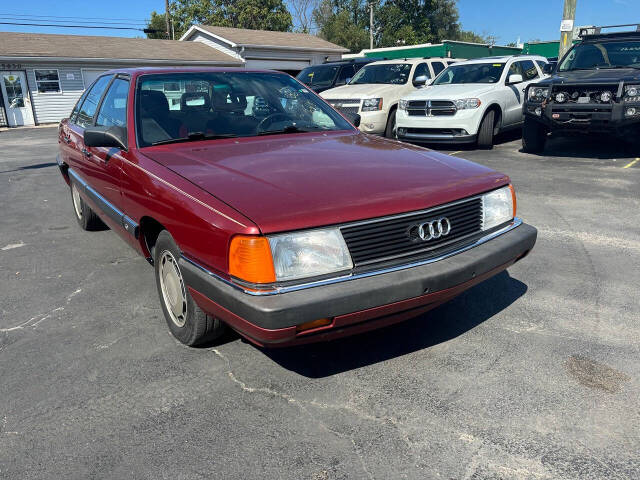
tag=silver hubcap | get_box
[71,184,83,219]
[159,250,187,327]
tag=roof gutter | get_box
[0,56,244,66]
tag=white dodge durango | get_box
[396,55,549,148]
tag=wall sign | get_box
[560,20,574,32]
[66,73,75,80]
[1,63,23,70]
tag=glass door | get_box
[0,71,35,126]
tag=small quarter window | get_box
[34,69,61,93]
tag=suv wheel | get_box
[154,230,226,346]
[522,117,547,153]
[477,110,496,149]
[70,183,106,231]
[385,108,397,138]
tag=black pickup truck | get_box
[522,24,640,152]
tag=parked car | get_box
[396,55,549,148]
[522,24,640,153]
[57,67,536,347]
[296,58,376,93]
[320,57,457,137]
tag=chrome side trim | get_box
[68,167,139,238]
[182,218,523,297]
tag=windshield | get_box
[559,40,640,71]
[349,63,412,85]
[296,65,339,87]
[433,63,506,85]
[136,72,353,147]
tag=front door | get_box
[0,71,34,126]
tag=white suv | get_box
[396,55,549,148]
[320,57,457,137]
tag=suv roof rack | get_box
[580,24,640,37]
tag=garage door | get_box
[82,69,109,89]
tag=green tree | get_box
[147,0,293,39]
[314,0,369,52]
[146,11,169,39]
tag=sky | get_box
[1,0,639,45]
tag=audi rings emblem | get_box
[416,217,451,241]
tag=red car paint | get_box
[58,67,533,346]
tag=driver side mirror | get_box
[84,126,127,151]
[543,63,554,75]
[507,74,523,85]
[413,75,429,87]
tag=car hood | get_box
[142,131,507,234]
[320,83,399,99]
[405,84,495,99]
[538,68,640,86]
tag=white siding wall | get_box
[25,64,85,124]
[190,32,243,61]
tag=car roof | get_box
[96,66,286,77]
[450,55,547,66]
[366,57,451,66]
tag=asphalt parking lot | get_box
[1,126,639,479]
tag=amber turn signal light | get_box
[228,236,276,284]
[296,318,332,333]
[509,184,517,218]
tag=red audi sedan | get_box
[57,67,536,347]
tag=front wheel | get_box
[522,117,547,153]
[476,110,496,149]
[154,230,226,346]
[385,108,397,138]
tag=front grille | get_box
[550,85,618,104]
[340,197,483,267]
[407,100,457,117]
[324,98,361,115]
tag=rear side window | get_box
[520,60,539,81]
[432,61,446,75]
[70,89,89,123]
[76,75,112,128]
[96,78,129,128]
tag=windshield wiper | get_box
[257,125,315,136]
[151,132,238,146]
[598,65,640,70]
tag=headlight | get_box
[528,87,550,102]
[482,185,516,231]
[625,85,640,102]
[454,98,481,109]
[268,228,353,282]
[398,99,408,111]
[361,98,383,112]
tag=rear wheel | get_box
[522,117,547,153]
[384,108,397,138]
[154,230,226,346]
[477,110,496,149]
[70,183,105,231]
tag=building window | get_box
[34,69,61,93]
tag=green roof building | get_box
[358,40,522,61]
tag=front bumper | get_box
[524,101,640,134]
[396,108,481,144]
[358,110,388,134]
[181,222,537,346]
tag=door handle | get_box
[81,148,92,158]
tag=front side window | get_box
[337,65,355,85]
[413,63,431,81]
[520,60,539,81]
[433,63,506,85]
[350,63,413,85]
[96,78,129,128]
[559,40,640,71]
[76,75,112,128]
[295,65,339,88]
[34,69,61,93]
[136,72,353,147]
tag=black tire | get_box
[70,182,106,231]
[154,230,226,346]
[522,117,547,153]
[384,108,397,138]
[477,110,496,149]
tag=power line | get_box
[0,21,148,31]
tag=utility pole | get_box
[165,0,171,40]
[559,0,577,59]
[369,3,373,50]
